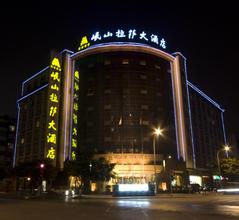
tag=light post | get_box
[153,127,163,194]
[216,145,230,177]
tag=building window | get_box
[9,125,15,131]
[20,138,24,144]
[140,74,147,80]
[104,137,112,142]
[87,106,94,111]
[87,122,94,127]
[104,60,111,65]
[155,64,161,69]
[87,88,94,96]
[88,63,94,68]
[139,60,146,66]
[122,59,129,65]
[140,89,148,95]
[142,120,149,125]
[104,121,111,126]
[143,137,150,142]
[36,120,40,127]
[7,143,13,149]
[156,92,162,96]
[104,89,111,94]
[104,104,111,110]
[88,77,95,81]
[141,105,148,110]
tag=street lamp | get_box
[152,127,163,194]
[217,145,230,176]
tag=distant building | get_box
[0,115,15,169]
[13,29,227,190]
[188,82,226,169]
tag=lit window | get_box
[104,137,112,142]
[140,74,147,80]
[104,104,111,110]
[36,120,40,127]
[139,60,146,65]
[142,120,149,125]
[7,143,13,149]
[141,105,148,110]
[155,64,160,69]
[140,89,148,95]
[104,89,111,94]
[21,138,25,144]
[9,125,15,131]
[122,59,129,64]
[104,60,111,65]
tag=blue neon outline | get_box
[22,66,49,95]
[59,49,74,55]
[13,104,20,167]
[183,59,196,168]
[17,84,49,103]
[187,81,224,111]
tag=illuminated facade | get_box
[13,29,226,188]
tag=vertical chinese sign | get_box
[46,57,61,162]
[71,70,79,160]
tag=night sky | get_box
[0,3,238,137]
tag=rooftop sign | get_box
[78,29,166,51]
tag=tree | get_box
[13,159,58,191]
[64,152,115,193]
[220,157,239,180]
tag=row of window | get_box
[87,60,161,69]
[87,89,162,96]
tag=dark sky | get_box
[0,3,238,136]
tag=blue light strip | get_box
[13,104,20,167]
[59,49,74,54]
[187,81,224,112]
[21,66,49,95]
[184,59,196,168]
[17,84,49,103]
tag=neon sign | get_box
[78,29,166,51]
[46,57,61,160]
[70,70,80,160]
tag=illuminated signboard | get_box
[46,57,61,160]
[78,29,166,51]
[71,70,80,160]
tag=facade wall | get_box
[15,69,49,165]
[76,51,177,159]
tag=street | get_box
[0,193,239,219]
